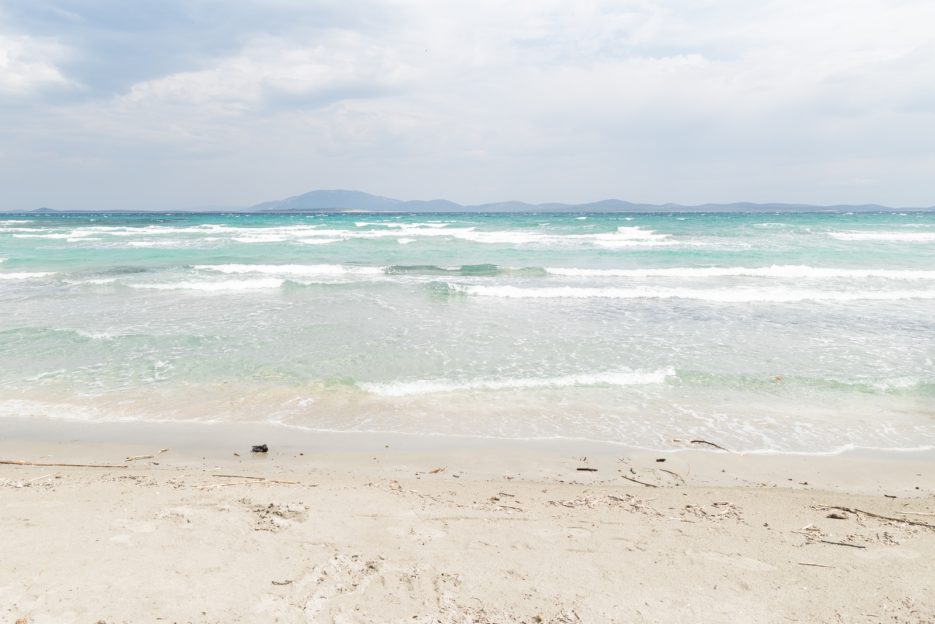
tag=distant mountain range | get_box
[7,189,934,213]
[248,189,932,213]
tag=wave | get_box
[442,284,935,302]
[194,264,383,276]
[829,231,935,242]
[17,223,681,248]
[12,233,74,239]
[545,265,935,280]
[359,368,675,396]
[0,272,55,280]
[130,278,285,291]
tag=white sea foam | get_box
[22,222,684,249]
[454,284,935,302]
[64,278,117,285]
[12,233,75,239]
[829,231,935,242]
[194,264,383,276]
[131,278,284,291]
[545,265,935,280]
[0,272,55,280]
[359,368,675,396]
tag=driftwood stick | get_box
[126,448,169,462]
[819,539,866,549]
[658,468,686,484]
[0,460,126,469]
[690,439,733,453]
[822,505,935,530]
[798,562,834,568]
[621,475,658,488]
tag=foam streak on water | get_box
[1,211,933,454]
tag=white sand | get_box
[1,429,934,623]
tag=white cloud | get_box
[3,0,935,208]
[0,33,72,94]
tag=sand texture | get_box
[1,440,934,623]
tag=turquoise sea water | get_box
[1,211,933,453]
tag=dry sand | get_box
[1,424,934,623]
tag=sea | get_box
[1,211,933,454]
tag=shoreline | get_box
[3,414,934,462]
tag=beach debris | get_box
[657,468,686,485]
[689,439,733,453]
[798,562,833,568]
[549,493,660,515]
[251,444,269,453]
[818,539,866,549]
[429,466,446,474]
[0,459,127,469]
[621,475,657,488]
[211,473,301,485]
[655,457,666,462]
[576,467,598,472]
[827,512,849,520]
[819,505,935,530]
[248,501,308,532]
[271,579,293,586]
[125,448,168,462]
[683,501,744,522]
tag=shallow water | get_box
[1,211,933,453]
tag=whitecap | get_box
[829,231,935,242]
[0,272,55,280]
[194,264,383,276]
[130,278,284,291]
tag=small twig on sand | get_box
[621,475,658,488]
[819,539,865,549]
[798,562,834,568]
[576,467,598,472]
[212,474,302,485]
[658,468,685,484]
[821,505,935,530]
[690,439,733,453]
[0,460,126,469]
[896,510,935,517]
[126,448,168,462]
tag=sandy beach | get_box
[1,420,933,623]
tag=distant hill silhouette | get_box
[0,191,929,213]
[249,189,924,213]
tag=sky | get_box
[1,0,934,210]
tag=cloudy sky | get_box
[1,0,934,210]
